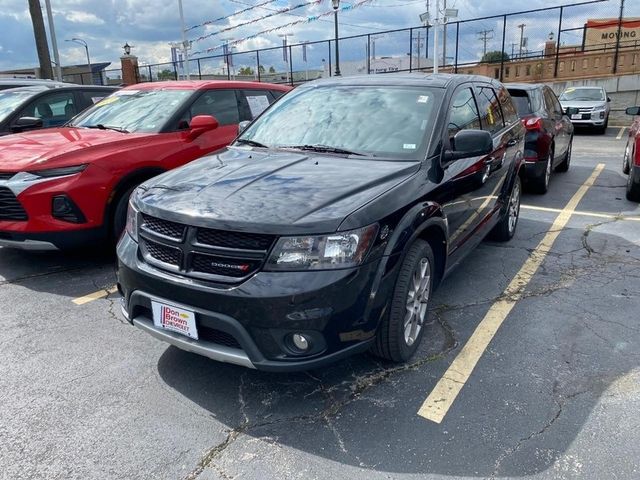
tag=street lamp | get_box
[65,37,92,84]
[123,43,132,56]
[332,0,341,76]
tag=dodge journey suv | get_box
[117,74,526,371]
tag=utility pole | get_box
[415,30,422,69]
[178,0,191,79]
[613,0,625,74]
[43,0,62,81]
[478,29,494,56]
[518,23,526,59]
[28,0,53,79]
[433,0,440,73]
[442,0,447,67]
[511,42,518,58]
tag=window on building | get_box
[583,58,588,69]
[570,60,576,72]
[494,68,500,79]
[559,61,565,72]
[595,57,600,68]
[619,55,625,66]
[633,54,638,66]
[607,56,613,67]
[505,67,510,77]
[515,66,520,77]
[526,65,531,76]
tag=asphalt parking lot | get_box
[1,127,639,480]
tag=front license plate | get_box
[151,301,198,340]
[571,114,581,120]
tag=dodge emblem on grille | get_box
[211,261,250,272]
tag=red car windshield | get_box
[70,89,193,133]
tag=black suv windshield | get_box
[70,89,194,133]
[237,85,443,160]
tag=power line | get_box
[228,0,375,31]
[186,0,280,31]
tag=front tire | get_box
[489,176,521,242]
[111,185,138,244]
[626,164,640,202]
[372,239,435,362]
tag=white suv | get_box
[559,86,610,134]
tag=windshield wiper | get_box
[235,138,268,148]
[281,144,367,156]
[83,124,130,133]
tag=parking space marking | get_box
[616,127,626,140]
[417,163,606,424]
[72,286,118,305]
[522,204,640,222]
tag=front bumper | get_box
[0,226,106,250]
[117,233,394,371]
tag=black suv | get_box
[117,74,525,371]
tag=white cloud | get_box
[65,10,105,25]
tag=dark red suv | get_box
[0,81,290,250]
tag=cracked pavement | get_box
[1,128,639,480]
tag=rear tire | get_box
[371,239,435,362]
[623,143,631,175]
[555,137,572,173]
[489,176,521,242]
[531,149,552,194]
[111,184,138,244]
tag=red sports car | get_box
[0,81,290,250]
[623,106,640,202]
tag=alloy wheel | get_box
[404,258,431,346]
[544,152,552,188]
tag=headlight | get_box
[592,105,606,112]
[265,224,378,271]
[125,200,140,242]
[29,164,88,178]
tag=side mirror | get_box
[625,106,640,116]
[607,97,611,102]
[565,107,580,116]
[11,116,44,133]
[187,114,219,140]
[238,120,251,135]
[443,130,493,163]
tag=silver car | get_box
[559,86,610,134]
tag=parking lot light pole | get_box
[332,0,341,76]
[66,38,92,84]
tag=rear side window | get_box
[19,91,76,127]
[544,88,563,115]
[447,87,481,142]
[476,86,505,134]
[239,89,275,121]
[188,89,240,125]
[498,87,520,123]
[508,89,531,116]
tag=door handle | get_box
[506,138,519,147]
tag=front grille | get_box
[197,228,275,250]
[139,214,275,283]
[0,172,15,181]
[0,187,28,221]
[200,326,242,349]
[142,214,186,240]
[143,240,181,267]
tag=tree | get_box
[481,51,510,63]
[268,66,276,73]
[238,66,254,75]
[258,65,266,74]
[157,69,175,80]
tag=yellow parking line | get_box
[616,127,626,140]
[521,204,640,222]
[72,286,118,305]
[417,163,605,424]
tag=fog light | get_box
[292,333,310,351]
[51,195,86,223]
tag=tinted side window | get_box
[476,86,504,134]
[239,89,275,121]
[497,87,519,124]
[189,89,240,125]
[544,88,563,115]
[447,87,481,143]
[19,91,76,126]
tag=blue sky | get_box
[0,0,635,74]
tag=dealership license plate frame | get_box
[151,300,199,340]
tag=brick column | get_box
[120,55,140,85]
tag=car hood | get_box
[137,147,421,234]
[0,127,153,171]
[559,100,607,109]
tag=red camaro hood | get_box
[0,127,154,171]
